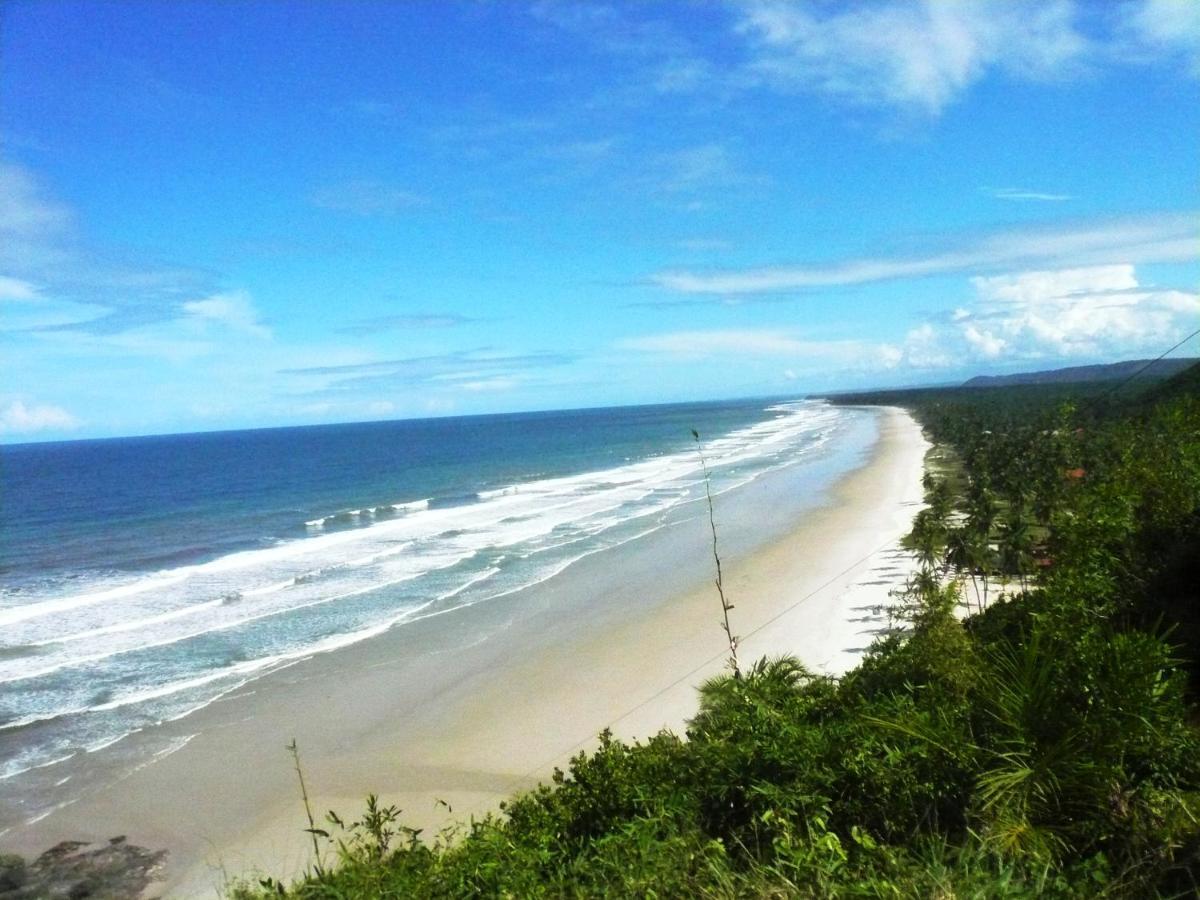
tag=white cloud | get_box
[970,264,1136,303]
[0,162,73,271]
[0,400,79,435]
[0,163,72,238]
[650,211,1197,294]
[630,263,1199,381]
[955,263,1198,359]
[0,162,219,331]
[1122,0,1200,76]
[963,324,1007,358]
[901,323,952,368]
[528,1,1196,125]
[458,377,520,392]
[735,0,1087,116]
[182,291,271,339]
[0,275,39,301]
[653,255,945,294]
[988,187,1072,202]
[617,328,901,371]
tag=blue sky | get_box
[1,0,1197,441]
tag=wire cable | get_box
[1082,326,1200,410]
[447,531,906,824]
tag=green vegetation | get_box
[238,365,1200,898]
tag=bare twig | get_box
[692,429,740,679]
[287,738,324,875]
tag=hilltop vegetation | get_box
[239,364,1200,898]
[959,357,1197,388]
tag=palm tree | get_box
[971,534,998,610]
[999,507,1034,593]
[903,508,947,575]
[965,481,998,607]
[944,526,982,613]
[693,655,808,725]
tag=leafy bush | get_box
[238,370,1200,898]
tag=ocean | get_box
[0,396,870,832]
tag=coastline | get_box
[3,406,928,897]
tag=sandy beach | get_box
[3,406,927,897]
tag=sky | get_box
[1,0,1198,442]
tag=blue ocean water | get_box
[0,396,852,817]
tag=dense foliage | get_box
[239,367,1200,898]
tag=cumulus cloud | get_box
[183,291,271,338]
[735,0,1087,116]
[625,263,1197,381]
[972,264,1135,304]
[963,324,1007,358]
[0,400,79,435]
[955,264,1199,359]
[900,323,952,368]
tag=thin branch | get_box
[692,429,740,679]
[287,738,324,875]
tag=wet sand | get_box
[3,407,927,897]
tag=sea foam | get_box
[0,400,846,789]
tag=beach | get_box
[3,406,927,896]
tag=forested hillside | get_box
[241,365,1200,898]
[960,358,1197,388]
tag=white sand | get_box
[5,407,928,897]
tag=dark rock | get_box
[0,855,26,891]
[0,839,166,899]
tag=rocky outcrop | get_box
[0,837,166,900]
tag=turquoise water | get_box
[0,396,861,826]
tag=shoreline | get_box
[3,406,928,897]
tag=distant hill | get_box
[1135,359,1200,405]
[962,358,1199,388]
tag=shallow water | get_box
[0,397,873,832]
